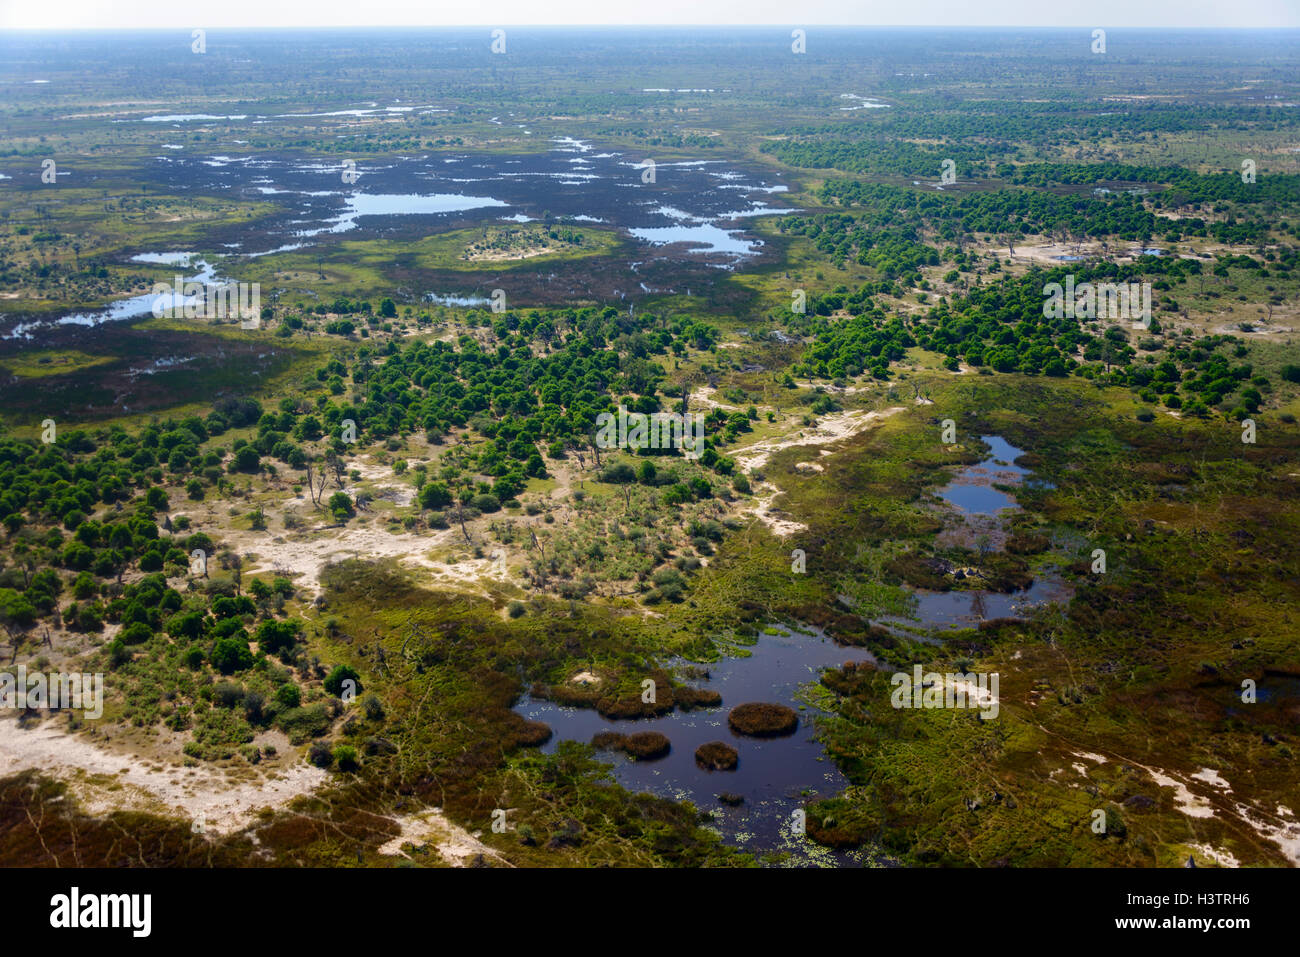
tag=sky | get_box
[1,0,1298,30]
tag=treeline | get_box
[336,306,734,503]
[809,181,1271,245]
[762,136,1002,180]
[1003,162,1300,209]
[788,257,1275,421]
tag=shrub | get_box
[120,622,153,645]
[728,702,798,737]
[694,741,739,770]
[254,619,299,656]
[333,745,359,771]
[327,492,354,521]
[323,664,362,697]
[213,681,245,709]
[279,703,331,743]
[210,635,253,674]
[623,732,671,760]
[275,683,302,709]
[308,741,333,768]
[418,482,452,510]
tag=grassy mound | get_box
[624,731,671,760]
[728,702,798,737]
[694,741,739,770]
[589,730,671,760]
[673,687,723,710]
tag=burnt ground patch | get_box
[0,322,308,424]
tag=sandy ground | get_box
[377,807,513,866]
[223,523,450,592]
[731,406,905,473]
[734,405,905,536]
[0,718,326,836]
[748,482,808,537]
[689,386,776,413]
[221,520,517,597]
[1186,842,1242,868]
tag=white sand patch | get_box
[570,671,600,686]
[794,461,824,473]
[945,676,998,712]
[1186,843,1241,868]
[1231,803,1300,865]
[224,524,454,595]
[0,719,326,835]
[732,406,905,472]
[1192,768,1231,790]
[377,807,512,866]
[689,387,739,411]
[223,521,517,598]
[1148,768,1215,819]
[747,482,808,537]
[738,406,904,537]
[1073,750,1108,764]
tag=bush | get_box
[210,635,254,674]
[120,622,153,645]
[275,683,301,709]
[695,741,739,770]
[213,681,245,709]
[230,446,261,473]
[327,492,354,521]
[308,741,333,768]
[417,481,452,511]
[623,731,671,760]
[323,664,362,697]
[590,730,670,759]
[728,702,798,737]
[279,703,331,743]
[599,463,636,484]
[333,745,359,771]
[254,619,299,656]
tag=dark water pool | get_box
[894,435,1072,633]
[514,624,883,865]
[937,435,1030,516]
[883,574,1073,638]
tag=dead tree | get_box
[326,452,347,489]
[304,461,328,509]
[455,502,472,545]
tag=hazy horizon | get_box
[2,0,1297,31]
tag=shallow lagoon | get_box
[514,624,881,865]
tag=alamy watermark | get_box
[594,405,706,460]
[1043,275,1151,329]
[890,664,999,720]
[151,276,261,327]
[1,666,104,719]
